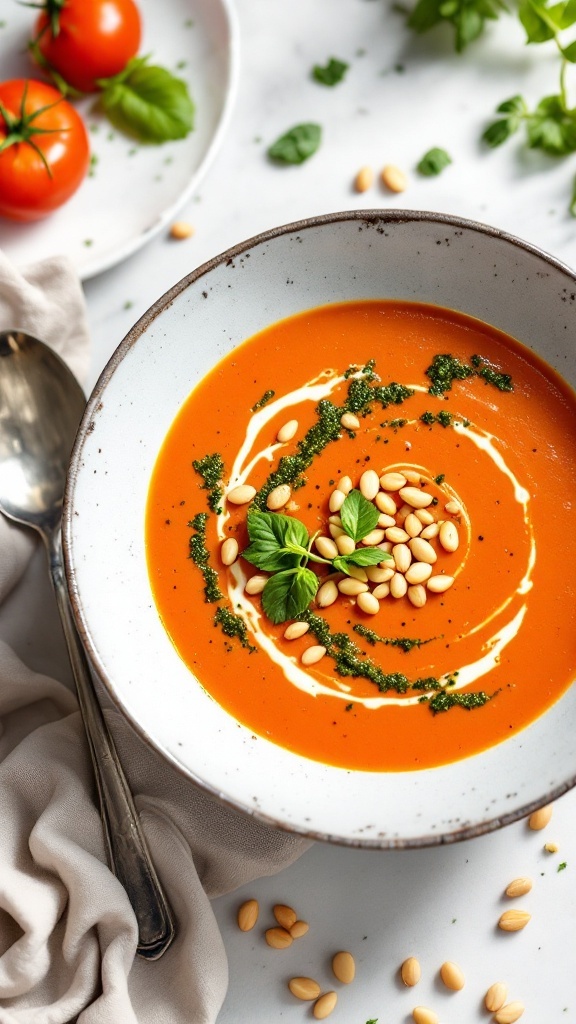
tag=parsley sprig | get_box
[242,490,390,624]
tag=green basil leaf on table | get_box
[339,489,380,542]
[262,567,319,624]
[98,57,195,144]
[312,58,349,86]
[268,124,322,164]
[243,510,308,572]
[417,147,452,176]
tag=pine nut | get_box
[313,992,337,1020]
[289,977,321,1000]
[277,419,298,442]
[409,537,437,564]
[396,503,412,523]
[317,580,338,607]
[415,508,435,524]
[427,574,454,593]
[360,469,380,500]
[386,526,410,543]
[544,841,559,852]
[362,528,386,546]
[329,489,346,512]
[377,512,397,528]
[357,591,380,614]
[528,804,553,830]
[366,565,395,583]
[440,961,465,990]
[392,543,412,573]
[245,575,267,595]
[420,523,440,540]
[405,562,433,585]
[494,1002,525,1024]
[329,524,345,539]
[439,520,459,552]
[378,541,393,554]
[341,412,360,430]
[485,982,507,1012]
[338,578,369,596]
[375,491,397,515]
[265,926,293,949]
[399,486,433,509]
[227,484,256,505]
[354,165,373,192]
[170,220,194,239]
[284,621,310,640]
[403,469,422,484]
[381,164,407,193]
[328,515,342,526]
[498,909,531,931]
[338,475,353,494]
[407,584,427,608]
[237,898,259,931]
[444,500,461,514]
[221,538,239,565]
[404,512,423,538]
[412,1008,438,1024]
[267,483,292,510]
[332,950,355,983]
[347,565,368,582]
[401,957,421,987]
[274,904,297,929]
[301,645,326,666]
[505,877,533,898]
[390,572,408,598]
[315,536,339,559]
[379,471,407,491]
[372,582,390,599]
[290,920,309,938]
[336,534,356,556]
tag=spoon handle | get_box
[49,539,176,960]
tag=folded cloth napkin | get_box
[0,252,310,1024]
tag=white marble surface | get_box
[7,0,576,1020]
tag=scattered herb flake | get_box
[251,389,275,411]
[558,861,568,872]
[417,146,452,176]
[313,57,349,86]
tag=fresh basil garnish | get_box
[267,123,322,164]
[262,567,319,624]
[339,489,380,542]
[98,57,195,144]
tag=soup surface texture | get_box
[146,301,576,771]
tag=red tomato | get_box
[0,79,90,222]
[34,0,142,94]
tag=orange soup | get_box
[146,301,576,771]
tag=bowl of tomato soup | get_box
[64,211,576,846]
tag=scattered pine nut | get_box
[284,621,310,640]
[372,582,390,599]
[361,528,386,546]
[328,514,342,526]
[381,164,408,193]
[245,575,267,595]
[336,534,356,555]
[404,512,423,538]
[313,992,338,1020]
[265,926,293,949]
[407,583,427,608]
[399,485,433,509]
[357,591,380,615]
[315,536,339,559]
[221,537,239,566]
[366,565,394,583]
[409,537,437,564]
[405,561,433,585]
[401,957,421,987]
[415,508,435,525]
[337,475,353,494]
[375,491,397,515]
[498,909,531,932]
[329,489,346,512]
[360,469,380,500]
[290,919,309,938]
[332,950,356,983]
[267,483,292,510]
[347,564,369,582]
[301,645,327,666]
[354,165,373,192]
[420,522,440,540]
[505,877,533,898]
[386,526,410,543]
[402,469,422,484]
[273,904,297,929]
[392,542,412,573]
[485,981,507,1012]
[169,220,194,240]
[427,574,454,593]
[329,523,346,539]
[289,977,321,1000]
[317,580,339,608]
[439,960,465,991]
[338,577,369,596]
[237,898,259,931]
[412,1007,438,1024]
[395,502,412,523]
[494,1001,525,1024]
[390,572,408,598]
[439,520,459,552]
[377,512,397,528]
[544,841,559,853]
[340,411,360,430]
[276,419,298,443]
[227,483,256,505]
[444,500,461,514]
[379,471,407,491]
[528,804,553,830]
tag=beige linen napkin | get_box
[0,251,310,1024]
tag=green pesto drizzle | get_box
[426,353,514,396]
[192,453,224,513]
[214,607,257,652]
[188,513,224,602]
[420,409,455,427]
[470,354,514,392]
[353,624,438,653]
[251,389,275,411]
[421,691,493,714]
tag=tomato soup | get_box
[146,301,576,771]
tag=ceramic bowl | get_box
[63,210,576,847]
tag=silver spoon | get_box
[0,330,176,960]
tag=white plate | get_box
[0,0,239,279]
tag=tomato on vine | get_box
[32,0,142,94]
[0,79,90,221]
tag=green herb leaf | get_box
[268,123,322,164]
[99,57,195,144]
[243,510,308,572]
[561,38,576,60]
[526,95,576,155]
[312,57,349,86]
[518,0,556,41]
[417,146,452,176]
[333,547,389,576]
[569,173,576,216]
[261,567,319,623]
[408,0,444,33]
[497,95,528,115]
[340,489,380,542]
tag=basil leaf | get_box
[340,489,380,542]
[496,95,528,116]
[518,0,556,41]
[244,510,308,571]
[570,173,576,217]
[417,147,452,176]
[261,568,319,624]
[408,0,444,33]
[482,117,519,147]
[526,95,576,155]
[313,58,349,86]
[99,58,195,144]
[268,123,322,165]
[336,547,391,570]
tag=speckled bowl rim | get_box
[63,208,576,849]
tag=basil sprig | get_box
[98,57,195,144]
[242,490,390,624]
